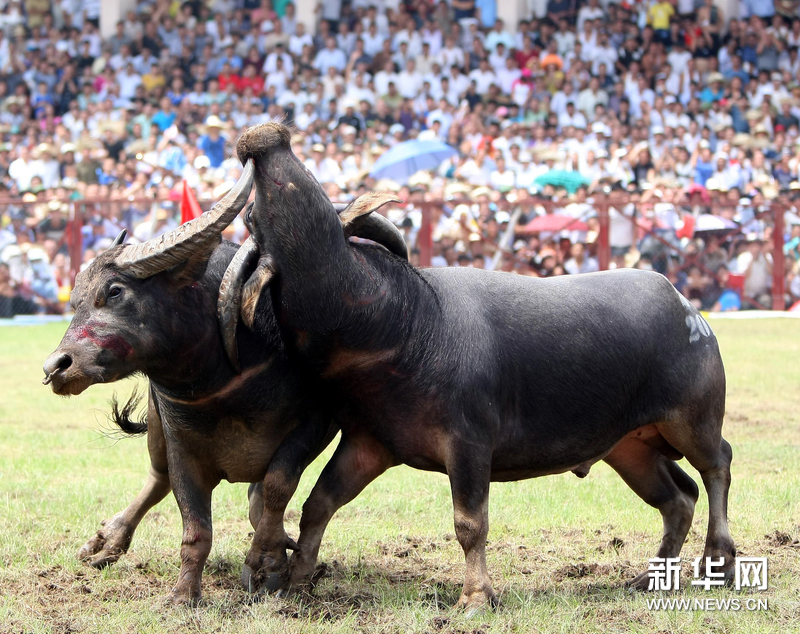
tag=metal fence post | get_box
[68,201,83,286]
[597,196,610,271]
[772,203,786,311]
[419,202,432,268]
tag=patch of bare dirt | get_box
[423,617,491,634]
[764,530,800,548]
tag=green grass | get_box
[0,320,798,633]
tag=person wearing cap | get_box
[36,201,68,244]
[700,73,726,104]
[303,143,341,183]
[198,115,227,168]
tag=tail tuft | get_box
[108,388,148,436]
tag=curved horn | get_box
[336,192,401,225]
[344,213,408,261]
[115,160,254,278]
[110,229,127,248]
[217,236,260,372]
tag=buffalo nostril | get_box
[56,354,73,372]
[43,353,73,383]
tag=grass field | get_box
[0,319,798,634]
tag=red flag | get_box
[180,180,203,224]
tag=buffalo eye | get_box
[108,286,123,300]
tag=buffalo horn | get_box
[217,236,260,372]
[115,160,254,278]
[344,213,408,260]
[110,229,127,247]
[337,191,401,225]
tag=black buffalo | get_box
[222,122,735,610]
[42,167,408,603]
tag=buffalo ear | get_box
[240,258,274,330]
[165,247,217,286]
[338,192,402,224]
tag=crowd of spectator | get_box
[1,0,800,317]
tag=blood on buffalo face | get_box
[42,251,198,396]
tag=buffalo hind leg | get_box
[604,437,699,591]
[243,419,338,593]
[447,449,496,612]
[659,420,737,582]
[79,397,171,567]
[78,467,171,567]
[287,434,394,588]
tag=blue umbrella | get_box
[369,139,458,184]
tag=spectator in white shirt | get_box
[469,59,497,94]
[418,118,443,141]
[489,156,516,192]
[289,22,313,57]
[551,81,577,118]
[577,0,604,33]
[488,43,508,74]
[496,57,522,94]
[313,37,347,75]
[565,243,599,274]
[362,23,384,57]
[117,62,142,100]
[438,36,465,70]
[553,19,576,58]
[263,45,294,76]
[558,102,588,131]
[396,59,423,99]
[484,19,515,52]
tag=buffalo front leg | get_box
[243,418,338,593]
[78,467,171,567]
[448,450,496,612]
[167,454,218,605]
[288,434,394,588]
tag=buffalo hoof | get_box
[167,585,201,607]
[626,571,654,592]
[455,588,498,616]
[241,563,286,594]
[77,515,131,568]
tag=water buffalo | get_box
[221,122,735,610]
[42,167,408,603]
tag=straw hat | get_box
[470,186,493,200]
[732,133,751,146]
[375,178,401,191]
[444,182,473,198]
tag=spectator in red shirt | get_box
[218,63,242,94]
[239,65,265,94]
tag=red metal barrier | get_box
[419,203,432,268]
[596,197,610,271]
[773,206,785,311]
[67,202,84,286]
[411,196,789,310]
